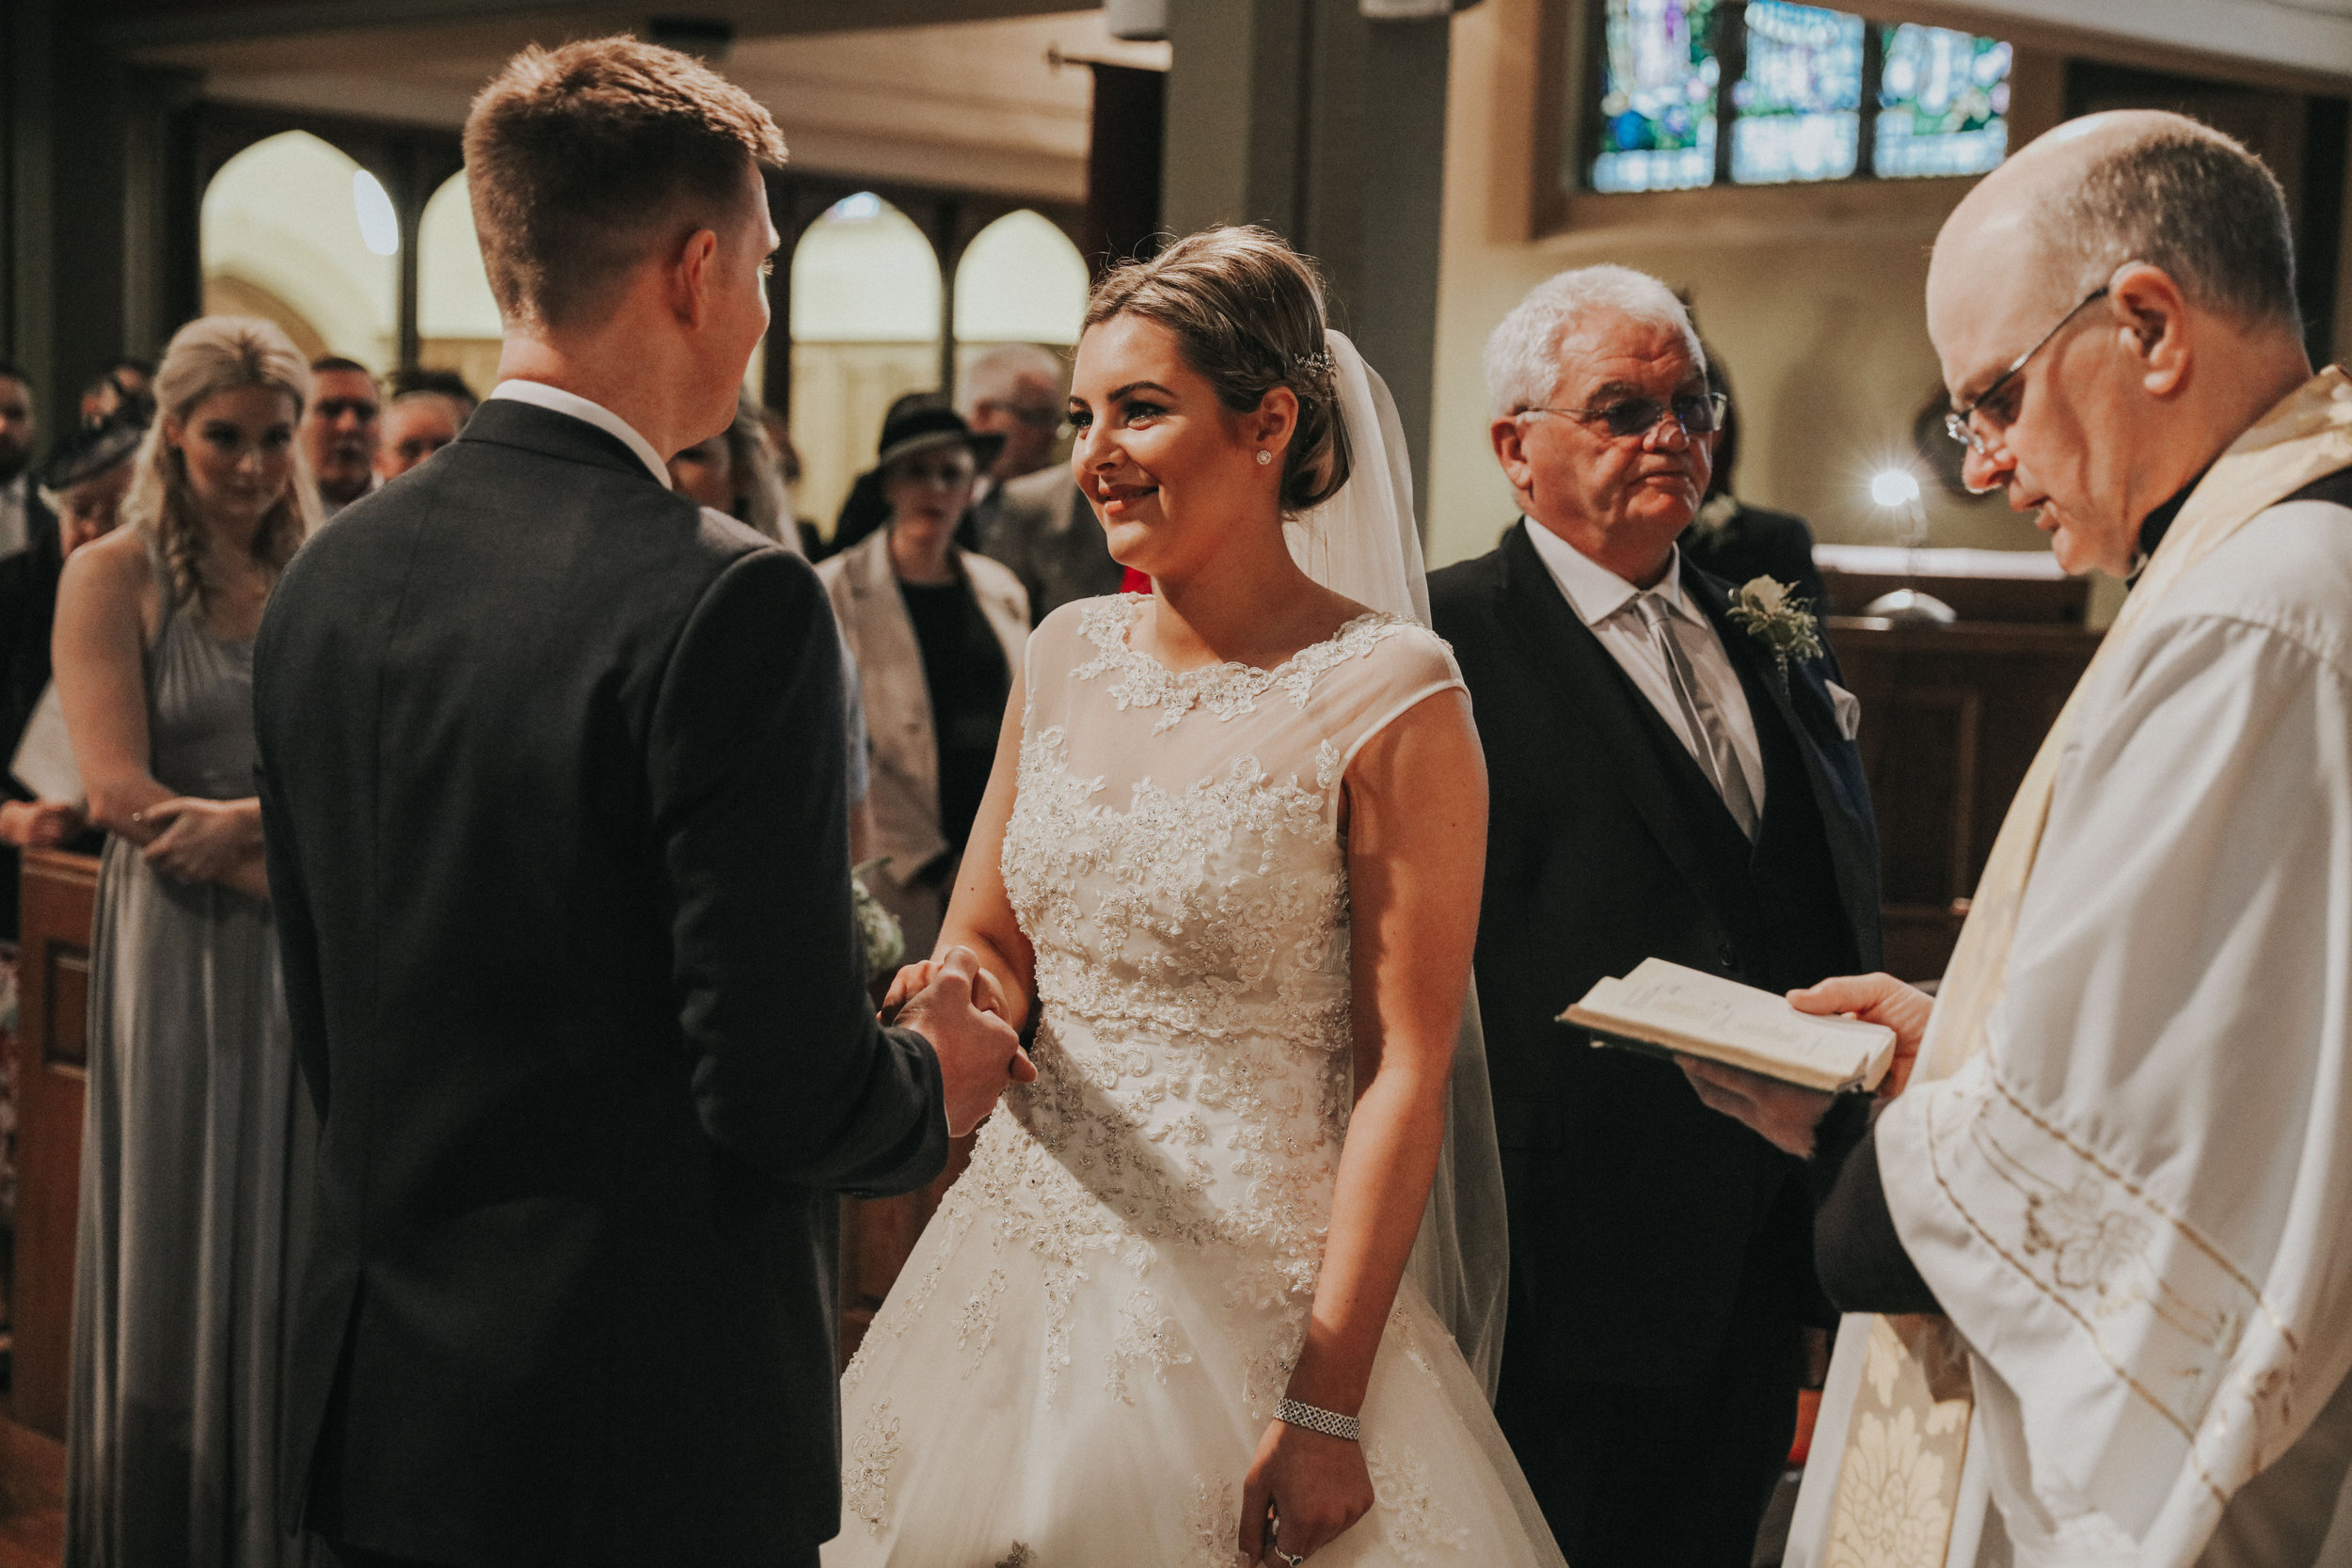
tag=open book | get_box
[1561,958,1897,1094]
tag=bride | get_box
[826,227,1565,1568]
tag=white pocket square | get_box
[1825,680,1861,741]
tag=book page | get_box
[1563,958,1895,1091]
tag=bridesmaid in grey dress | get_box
[51,317,320,1567]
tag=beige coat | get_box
[818,529,1028,956]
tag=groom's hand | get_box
[881,956,1013,1026]
[894,946,1034,1137]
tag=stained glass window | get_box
[1591,0,1723,194]
[1875,24,2011,179]
[1729,2,1864,184]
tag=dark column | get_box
[5,5,202,429]
[1084,62,1166,275]
[1161,0,1452,511]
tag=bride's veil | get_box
[1284,332,1511,1401]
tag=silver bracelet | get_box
[1276,1397,1360,1442]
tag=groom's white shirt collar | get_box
[488,380,671,490]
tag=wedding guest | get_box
[770,424,824,556]
[668,389,794,546]
[374,389,466,482]
[975,460,1124,621]
[829,392,981,559]
[960,346,1121,619]
[0,362,63,934]
[1691,110,2352,1568]
[818,403,1026,959]
[961,341,1065,488]
[387,365,479,420]
[671,390,880,860]
[303,356,380,515]
[0,414,147,870]
[1679,348,1828,614]
[1427,265,1881,1568]
[43,413,145,556]
[54,314,317,1566]
[79,359,155,429]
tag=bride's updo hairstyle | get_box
[1083,226,1352,514]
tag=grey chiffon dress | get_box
[65,556,314,1567]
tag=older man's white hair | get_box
[1484,265,1702,418]
[958,342,1065,418]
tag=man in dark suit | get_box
[1429,266,1881,1568]
[975,463,1124,621]
[253,40,1024,1568]
[0,361,66,935]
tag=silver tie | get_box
[1634,594,1758,839]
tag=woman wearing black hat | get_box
[817,402,1029,958]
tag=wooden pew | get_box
[1824,617,2100,981]
[9,851,97,1442]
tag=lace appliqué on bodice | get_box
[1072,594,1407,733]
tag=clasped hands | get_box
[131,798,261,885]
[1677,973,1938,1159]
[881,948,1036,1137]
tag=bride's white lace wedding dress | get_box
[825,595,1565,1568]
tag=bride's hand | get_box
[880,957,1012,1026]
[1238,1419,1374,1564]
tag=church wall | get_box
[1425,0,2067,571]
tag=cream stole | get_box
[1816,366,2352,1564]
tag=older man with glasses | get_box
[1684,111,2352,1568]
[1428,264,1883,1568]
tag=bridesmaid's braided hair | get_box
[123,316,317,615]
[1084,226,1352,515]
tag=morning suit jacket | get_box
[1428,522,1881,1386]
[253,398,951,1567]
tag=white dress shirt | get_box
[1520,517,1767,815]
[0,472,30,562]
[487,380,671,489]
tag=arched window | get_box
[953,210,1087,346]
[417,171,503,398]
[789,193,944,532]
[200,131,398,370]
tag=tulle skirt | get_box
[823,1111,1566,1568]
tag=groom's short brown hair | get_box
[465,37,786,330]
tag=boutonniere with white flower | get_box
[1724,576,1824,678]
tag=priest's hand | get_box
[1788,972,1936,1097]
[1678,1059,1836,1158]
[891,945,1037,1137]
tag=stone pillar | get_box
[1161,0,1453,511]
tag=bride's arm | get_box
[882,665,1040,1033]
[1240,686,1486,1564]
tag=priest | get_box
[1685,110,2352,1567]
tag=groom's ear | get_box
[666,227,723,329]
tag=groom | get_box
[1428,266,1881,1567]
[253,39,1023,1568]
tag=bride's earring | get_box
[1256,451,1273,466]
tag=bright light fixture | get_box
[829,191,882,223]
[354,169,400,257]
[1869,468,1922,509]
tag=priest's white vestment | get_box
[1874,392,2352,1567]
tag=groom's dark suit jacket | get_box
[254,399,950,1567]
[1429,523,1881,1386]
